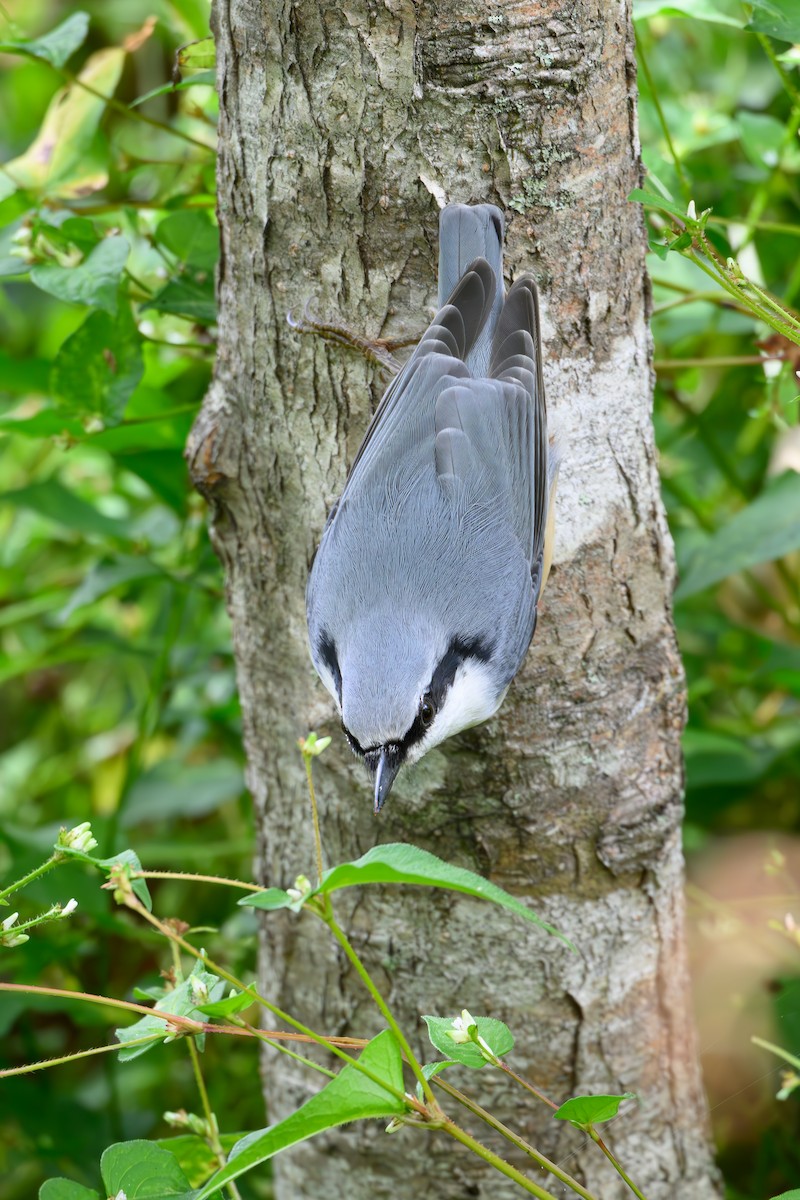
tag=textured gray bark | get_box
[188,1,721,1196]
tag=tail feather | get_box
[438,204,505,378]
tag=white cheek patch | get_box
[405,659,500,765]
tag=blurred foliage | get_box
[0,1,266,1197]
[636,3,800,1196]
[2,0,800,1197]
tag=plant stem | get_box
[757,32,800,108]
[57,64,215,153]
[302,752,325,884]
[0,981,201,1028]
[132,869,263,892]
[324,913,436,1106]
[434,1077,598,1200]
[653,356,774,370]
[587,1128,650,1200]
[186,1038,244,1200]
[0,853,63,904]
[233,1017,337,1080]
[123,896,414,1107]
[635,33,691,203]
[493,1060,558,1110]
[0,1034,162,1078]
[0,980,367,1051]
[708,215,800,238]
[442,1119,561,1200]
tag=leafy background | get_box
[1,0,800,1197]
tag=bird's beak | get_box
[373,747,402,815]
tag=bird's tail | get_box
[438,203,505,377]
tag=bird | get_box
[306,202,557,815]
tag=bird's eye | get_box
[419,696,435,728]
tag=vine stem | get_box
[0,1034,163,1078]
[186,1037,243,1200]
[441,1120,561,1200]
[233,1017,337,1080]
[0,853,63,904]
[56,64,215,153]
[302,752,325,885]
[654,356,777,369]
[324,912,437,1106]
[122,893,416,1108]
[434,1077,599,1200]
[635,32,691,202]
[0,981,202,1027]
[132,869,263,892]
[588,1129,650,1200]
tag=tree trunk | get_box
[188,1,721,1196]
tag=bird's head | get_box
[314,619,503,814]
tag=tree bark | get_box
[188,1,721,1196]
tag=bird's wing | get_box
[432,276,550,590]
[492,277,548,582]
[330,259,497,514]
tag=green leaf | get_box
[422,1059,459,1080]
[196,988,258,1017]
[115,963,225,1061]
[0,480,134,538]
[31,236,129,313]
[752,1035,800,1073]
[307,842,571,946]
[156,1134,243,1189]
[422,1014,514,1069]
[144,277,216,324]
[745,0,800,42]
[178,38,216,71]
[122,759,245,826]
[770,1192,800,1200]
[58,845,153,910]
[39,1181,99,1200]
[132,70,216,107]
[168,0,213,39]
[193,1031,405,1200]
[737,111,787,169]
[683,729,778,788]
[628,187,689,220]
[156,211,219,272]
[553,1092,637,1128]
[100,1141,192,1199]
[56,557,164,623]
[669,231,693,251]
[3,48,125,198]
[633,0,744,27]
[52,306,144,426]
[675,472,800,600]
[0,12,90,66]
[239,887,304,913]
[117,448,189,512]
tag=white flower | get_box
[287,874,313,902]
[445,1009,496,1061]
[60,898,78,918]
[59,822,98,854]
[190,976,209,1006]
[687,200,697,220]
[446,1009,477,1045]
[2,912,19,932]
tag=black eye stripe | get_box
[339,635,494,763]
[429,636,493,708]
